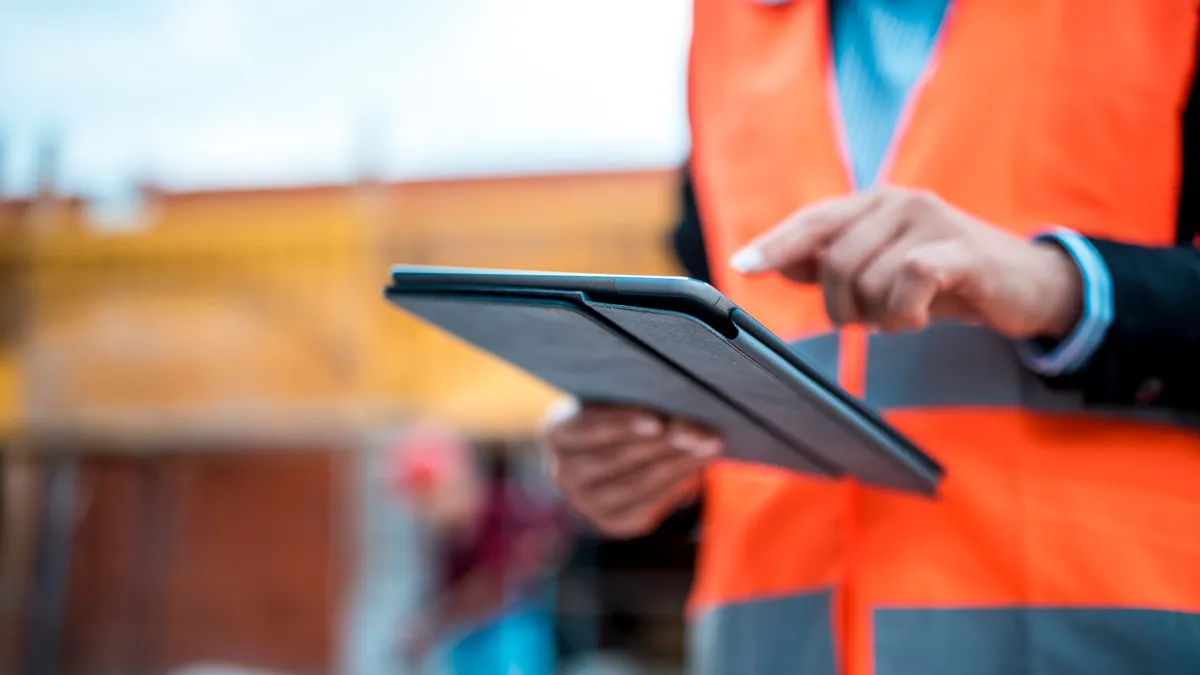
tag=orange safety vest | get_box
[688,1,1200,674]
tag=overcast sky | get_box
[0,0,692,199]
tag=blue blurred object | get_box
[446,600,557,675]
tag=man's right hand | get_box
[539,401,722,539]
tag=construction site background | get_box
[0,162,694,674]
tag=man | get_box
[543,1,1200,673]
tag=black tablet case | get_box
[389,290,939,495]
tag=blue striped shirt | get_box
[827,0,1111,374]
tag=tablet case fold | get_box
[394,293,828,475]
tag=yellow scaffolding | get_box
[0,170,681,446]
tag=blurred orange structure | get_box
[0,168,682,674]
[1,170,680,443]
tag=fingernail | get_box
[730,247,768,274]
[669,429,695,449]
[543,397,579,426]
[670,430,718,456]
[693,438,721,457]
[632,417,663,437]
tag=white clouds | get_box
[0,0,691,198]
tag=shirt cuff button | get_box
[1134,378,1164,405]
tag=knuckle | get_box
[824,250,854,280]
[896,192,922,216]
[901,251,938,281]
[909,188,939,208]
[821,251,853,282]
[897,189,937,219]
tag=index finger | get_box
[729,191,886,275]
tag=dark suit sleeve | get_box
[1048,241,1200,410]
[669,164,712,284]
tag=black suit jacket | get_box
[669,74,1200,411]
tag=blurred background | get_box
[0,1,699,673]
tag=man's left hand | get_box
[730,188,1084,340]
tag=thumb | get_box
[882,239,981,331]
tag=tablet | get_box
[385,266,942,496]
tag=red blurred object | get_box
[387,426,467,496]
[393,449,442,495]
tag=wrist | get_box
[1029,240,1084,340]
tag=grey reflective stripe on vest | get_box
[874,606,1200,675]
[795,324,1200,427]
[863,324,1020,408]
[689,589,836,675]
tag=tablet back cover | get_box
[392,293,832,476]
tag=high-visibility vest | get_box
[688,1,1200,674]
